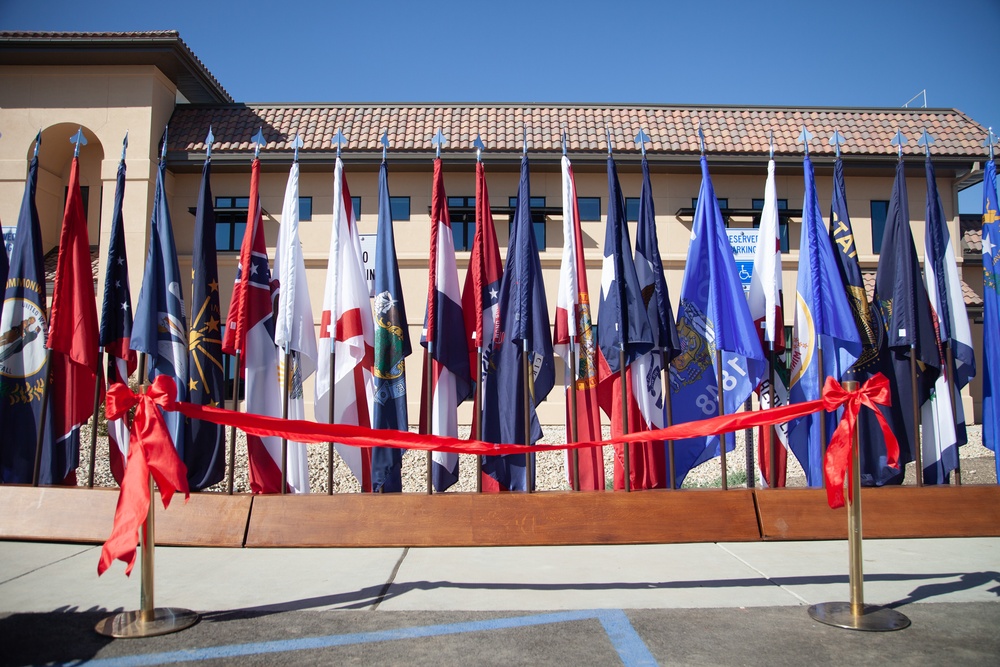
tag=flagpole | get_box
[87,350,104,487]
[817,344,827,483]
[226,352,242,495]
[425,345,433,494]
[280,350,291,495]
[945,343,962,485]
[662,350,676,489]
[569,337,580,491]
[910,347,923,486]
[476,340,483,493]
[620,346,631,492]
[743,396,754,488]
[768,341,777,487]
[31,354,52,487]
[523,339,533,493]
[716,349,727,490]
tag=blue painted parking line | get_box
[69,609,657,667]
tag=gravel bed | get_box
[76,421,996,493]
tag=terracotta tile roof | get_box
[862,270,982,308]
[0,30,232,103]
[167,104,989,158]
[963,227,983,253]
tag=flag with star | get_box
[461,159,504,490]
[99,149,137,485]
[186,156,226,491]
[131,157,189,460]
[980,158,1000,482]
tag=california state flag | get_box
[315,156,375,490]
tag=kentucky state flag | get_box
[0,140,61,484]
[669,156,765,487]
[186,156,226,491]
[372,160,411,492]
[871,158,941,485]
[131,158,189,459]
[982,159,1000,481]
[481,154,554,491]
[787,154,861,486]
[921,154,975,484]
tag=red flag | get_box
[554,155,604,490]
[47,156,100,454]
[460,161,504,491]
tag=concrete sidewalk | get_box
[2,538,999,665]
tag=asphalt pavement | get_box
[2,538,999,666]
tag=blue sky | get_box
[4,0,998,210]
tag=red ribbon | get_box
[97,373,896,570]
[98,375,190,576]
[820,374,898,509]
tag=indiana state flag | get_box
[669,156,765,487]
[481,154,554,491]
[131,158,188,458]
[186,156,226,491]
[372,159,411,492]
[982,159,1000,481]
[788,154,861,486]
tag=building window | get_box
[64,185,91,221]
[299,196,313,222]
[509,196,546,249]
[577,197,601,222]
[215,196,249,251]
[625,197,640,222]
[871,200,889,254]
[351,196,360,221]
[693,197,728,209]
[751,198,790,253]
[222,355,244,400]
[390,196,410,221]
[448,196,476,251]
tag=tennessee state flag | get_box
[554,154,604,490]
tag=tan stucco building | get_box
[0,31,990,425]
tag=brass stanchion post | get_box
[807,380,910,631]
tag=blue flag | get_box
[186,157,226,490]
[827,156,901,486]
[99,150,137,485]
[981,159,1000,482]
[871,158,941,485]
[596,154,656,489]
[481,154,555,491]
[131,159,188,456]
[0,139,61,484]
[787,154,861,486]
[669,156,765,486]
[372,160,411,492]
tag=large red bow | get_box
[820,373,898,509]
[98,375,189,576]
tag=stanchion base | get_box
[808,601,910,632]
[95,607,200,638]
